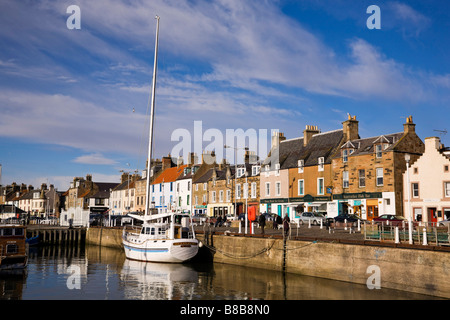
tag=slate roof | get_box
[263,129,344,170]
[335,132,404,158]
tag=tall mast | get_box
[145,15,160,216]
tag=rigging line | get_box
[201,240,277,260]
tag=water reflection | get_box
[0,245,442,300]
[121,260,198,300]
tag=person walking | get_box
[259,213,266,235]
[283,213,290,238]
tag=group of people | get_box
[214,212,291,236]
[258,212,290,236]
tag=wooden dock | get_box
[26,225,86,246]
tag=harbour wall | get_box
[85,227,450,298]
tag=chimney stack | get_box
[162,154,172,171]
[271,132,286,150]
[342,114,359,141]
[303,125,320,146]
[403,115,416,135]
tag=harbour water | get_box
[0,245,440,300]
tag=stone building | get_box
[331,115,424,219]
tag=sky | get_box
[1,0,450,191]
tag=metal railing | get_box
[364,221,450,246]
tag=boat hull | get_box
[123,238,199,263]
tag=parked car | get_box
[439,218,450,227]
[373,214,408,226]
[330,214,365,227]
[298,212,325,225]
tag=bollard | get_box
[320,219,323,229]
[395,226,400,244]
[344,219,347,231]
[239,221,242,234]
[408,221,413,245]
[422,228,427,245]
[308,219,311,229]
[357,219,361,232]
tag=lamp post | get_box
[405,153,413,244]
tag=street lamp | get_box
[405,153,413,244]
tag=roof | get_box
[194,168,215,184]
[336,132,404,158]
[152,165,188,184]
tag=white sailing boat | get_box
[122,16,199,263]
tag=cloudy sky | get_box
[1,0,449,190]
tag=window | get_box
[343,171,349,188]
[170,182,173,191]
[412,183,419,198]
[275,182,281,196]
[195,184,198,191]
[236,184,241,199]
[265,182,270,196]
[212,191,216,203]
[195,196,198,205]
[219,190,224,202]
[237,167,245,178]
[342,149,348,163]
[318,157,324,171]
[376,168,384,186]
[298,160,304,173]
[413,167,418,174]
[251,182,257,198]
[226,190,231,202]
[160,184,162,192]
[6,244,18,254]
[186,195,190,205]
[359,169,365,188]
[298,179,304,195]
[376,145,382,158]
[317,178,324,195]
[275,163,280,176]
[252,165,260,176]
[187,181,190,191]
[445,182,450,198]
[203,183,207,190]
[445,165,449,173]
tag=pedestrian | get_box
[283,213,290,237]
[215,215,223,227]
[258,213,266,235]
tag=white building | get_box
[403,136,450,224]
[150,165,187,214]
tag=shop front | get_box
[332,192,382,220]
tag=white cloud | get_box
[73,153,118,165]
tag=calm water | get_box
[0,245,441,300]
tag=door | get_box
[427,208,437,224]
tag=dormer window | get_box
[298,160,304,173]
[375,144,383,158]
[343,149,348,163]
[252,165,260,176]
[237,167,245,178]
[318,157,324,171]
[275,163,280,176]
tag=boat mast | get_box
[145,15,160,216]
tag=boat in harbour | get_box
[122,16,199,263]
[0,224,28,271]
[123,211,199,263]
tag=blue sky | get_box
[1,0,449,190]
